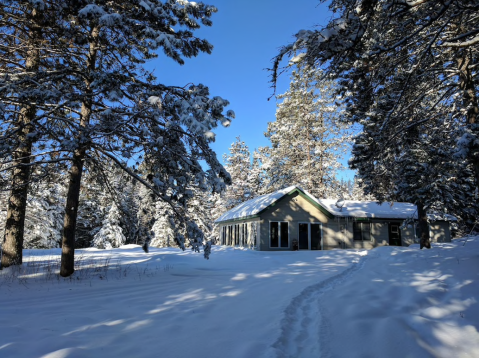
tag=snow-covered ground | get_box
[1,237,478,358]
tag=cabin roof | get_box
[215,186,456,223]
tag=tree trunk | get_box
[60,27,98,277]
[457,50,479,189]
[417,201,431,249]
[60,148,86,276]
[1,9,41,269]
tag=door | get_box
[298,223,309,250]
[389,223,402,246]
[298,223,322,250]
[311,223,322,250]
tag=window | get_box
[270,222,289,248]
[244,223,248,246]
[241,224,245,246]
[222,226,226,245]
[353,222,371,241]
[391,225,399,234]
[228,225,233,245]
[234,225,239,245]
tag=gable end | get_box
[256,188,335,219]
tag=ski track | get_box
[271,251,370,358]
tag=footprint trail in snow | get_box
[270,250,369,358]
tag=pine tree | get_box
[137,184,156,248]
[44,1,233,276]
[272,0,479,240]
[23,180,66,249]
[150,200,175,248]
[222,137,257,210]
[265,62,350,198]
[117,178,140,246]
[0,1,61,267]
[209,191,226,242]
[75,169,109,248]
[92,202,126,250]
[349,177,375,201]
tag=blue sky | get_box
[145,0,356,181]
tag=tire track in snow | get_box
[271,251,370,358]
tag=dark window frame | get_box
[270,221,289,248]
[228,225,233,245]
[353,222,372,241]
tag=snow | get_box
[318,198,458,221]
[215,185,297,222]
[290,53,306,63]
[318,198,418,219]
[1,237,478,357]
[78,4,106,18]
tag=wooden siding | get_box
[430,221,451,243]
[258,191,330,251]
[402,225,417,246]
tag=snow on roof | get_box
[215,186,297,223]
[317,199,417,219]
[317,199,457,221]
[215,185,455,222]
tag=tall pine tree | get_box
[264,62,350,198]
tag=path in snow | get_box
[270,240,479,358]
[269,250,370,358]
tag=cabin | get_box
[214,186,453,251]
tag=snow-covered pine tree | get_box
[52,1,234,276]
[249,150,265,196]
[339,177,375,201]
[265,62,349,198]
[0,1,68,267]
[75,169,110,248]
[116,177,140,246]
[349,64,479,246]
[91,162,141,246]
[272,0,479,197]
[137,183,156,248]
[1,1,234,274]
[186,185,217,242]
[22,180,66,249]
[151,183,215,248]
[4,0,233,271]
[92,202,126,250]
[222,137,257,210]
[150,199,175,248]
[252,146,280,195]
[271,0,479,242]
